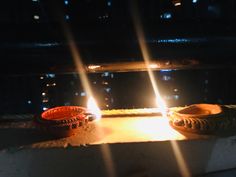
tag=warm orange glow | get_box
[134,117,184,141]
[87,97,102,120]
[88,65,101,70]
[149,63,159,69]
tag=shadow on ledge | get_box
[0,127,56,151]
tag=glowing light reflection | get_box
[134,117,183,141]
[88,65,101,70]
[100,144,117,177]
[131,2,191,177]
[170,140,191,177]
[149,63,159,69]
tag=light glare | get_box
[174,2,181,6]
[87,97,102,120]
[156,97,167,117]
[149,63,159,69]
[88,65,101,70]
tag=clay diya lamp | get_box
[36,106,88,138]
[168,104,236,134]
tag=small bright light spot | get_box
[102,72,109,77]
[87,97,101,120]
[107,1,111,6]
[65,15,70,20]
[42,92,46,96]
[42,99,48,103]
[165,13,172,19]
[149,64,159,69]
[174,88,178,92]
[160,12,172,19]
[46,74,55,78]
[105,88,111,93]
[40,76,44,80]
[33,15,40,20]
[162,75,171,81]
[64,102,70,106]
[88,65,101,70]
[32,0,39,2]
[192,0,198,3]
[174,2,181,6]
[174,95,179,100]
[160,69,173,72]
[158,38,191,44]
[80,92,86,97]
[27,100,32,104]
[64,0,69,5]
[102,81,108,85]
[43,107,48,111]
[75,92,79,96]
[46,83,56,87]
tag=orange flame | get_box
[87,97,102,120]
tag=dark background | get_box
[0,0,236,115]
[0,0,236,74]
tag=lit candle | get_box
[87,96,102,121]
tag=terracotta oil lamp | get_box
[168,104,236,134]
[36,106,88,138]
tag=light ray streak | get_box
[131,2,191,177]
[170,140,191,177]
[63,28,93,98]
[61,14,116,177]
[101,144,117,177]
[96,121,117,177]
[130,1,166,116]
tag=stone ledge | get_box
[0,115,236,177]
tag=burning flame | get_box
[87,97,102,120]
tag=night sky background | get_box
[1,0,236,114]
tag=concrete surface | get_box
[0,116,236,177]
